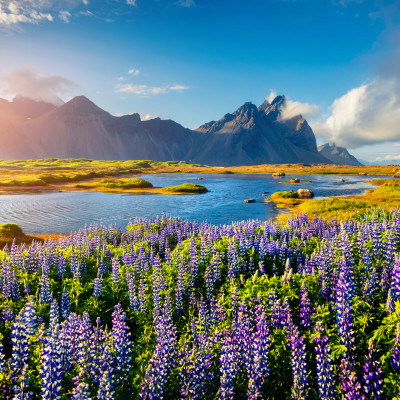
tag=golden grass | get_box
[274,179,400,222]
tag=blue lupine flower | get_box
[290,326,309,399]
[391,323,400,370]
[313,322,336,400]
[362,339,383,399]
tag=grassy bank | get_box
[0,158,398,191]
[273,179,400,222]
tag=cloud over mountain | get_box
[0,67,77,104]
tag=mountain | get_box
[0,94,337,165]
[317,143,362,166]
[194,96,328,165]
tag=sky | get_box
[1,0,400,163]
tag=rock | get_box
[339,179,345,182]
[198,177,204,180]
[358,172,367,175]
[244,199,256,203]
[297,189,314,198]
[272,172,285,177]
[393,172,400,178]
[290,178,300,183]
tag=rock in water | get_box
[297,189,314,198]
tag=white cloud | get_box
[279,99,319,120]
[128,68,140,76]
[311,77,400,148]
[376,154,400,162]
[140,113,160,121]
[0,2,53,26]
[266,90,277,104]
[126,0,137,6]
[58,10,71,23]
[115,83,189,96]
[0,67,77,104]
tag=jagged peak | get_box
[61,96,108,115]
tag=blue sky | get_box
[1,0,400,162]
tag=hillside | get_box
[0,94,334,165]
[318,142,362,166]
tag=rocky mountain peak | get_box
[318,142,362,166]
[61,96,108,116]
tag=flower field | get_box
[1,210,400,399]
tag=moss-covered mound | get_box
[90,178,153,189]
[163,183,208,193]
[0,223,24,238]
[270,190,299,199]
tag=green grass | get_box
[270,190,298,199]
[89,178,153,189]
[0,223,24,238]
[162,183,208,193]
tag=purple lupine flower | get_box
[93,275,103,298]
[227,239,240,280]
[40,274,51,304]
[111,305,132,388]
[247,308,270,400]
[387,289,395,313]
[23,296,37,337]
[127,275,139,312]
[362,339,383,399]
[313,322,336,400]
[111,256,120,285]
[299,281,312,329]
[391,323,400,370]
[2,306,14,323]
[179,342,214,400]
[40,325,63,400]
[49,298,59,334]
[10,314,30,381]
[336,271,356,363]
[219,334,240,400]
[72,371,91,400]
[61,286,70,319]
[290,326,309,399]
[1,260,20,300]
[391,257,400,299]
[339,358,362,400]
[140,311,177,399]
[97,367,115,400]
[13,364,33,400]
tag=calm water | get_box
[0,173,381,234]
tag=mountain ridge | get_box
[0,94,359,166]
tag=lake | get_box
[0,173,381,234]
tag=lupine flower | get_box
[111,305,132,388]
[219,334,240,400]
[40,325,63,400]
[0,334,5,372]
[49,298,59,334]
[362,339,383,399]
[387,289,395,313]
[72,371,91,400]
[290,326,309,400]
[61,286,70,319]
[23,297,37,337]
[140,311,177,399]
[13,364,33,400]
[40,274,51,304]
[299,281,312,329]
[313,322,336,400]
[339,358,362,400]
[10,314,30,380]
[93,275,103,298]
[391,323,400,370]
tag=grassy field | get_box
[0,158,398,190]
[271,178,400,222]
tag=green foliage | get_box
[162,183,208,193]
[271,190,298,199]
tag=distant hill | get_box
[318,143,362,166]
[0,94,343,165]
